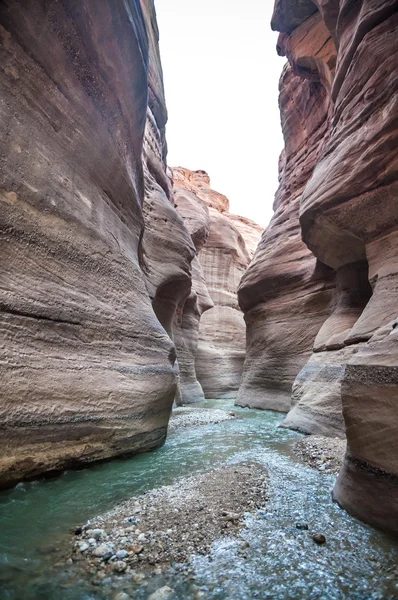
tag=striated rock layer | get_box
[174,168,262,399]
[240,0,397,534]
[236,54,336,413]
[173,182,213,404]
[0,0,196,488]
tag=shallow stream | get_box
[1,401,397,599]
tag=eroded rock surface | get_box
[0,1,190,487]
[244,0,398,534]
[174,168,262,399]
[172,182,213,404]
[236,57,336,412]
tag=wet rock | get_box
[113,593,131,600]
[78,542,89,552]
[68,463,268,573]
[73,527,82,536]
[295,522,309,530]
[147,586,174,600]
[312,534,326,545]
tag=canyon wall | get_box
[174,168,262,399]
[0,0,198,488]
[239,0,397,534]
[236,55,336,414]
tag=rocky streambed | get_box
[1,401,397,600]
[70,463,267,579]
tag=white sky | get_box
[155,0,285,227]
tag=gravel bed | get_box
[69,462,268,585]
[167,407,237,433]
[293,435,346,474]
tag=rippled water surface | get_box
[1,401,397,599]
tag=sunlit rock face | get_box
[0,0,189,488]
[173,168,262,399]
[173,181,213,404]
[266,0,398,534]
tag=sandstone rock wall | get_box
[173,182,213,404]
[240,0,397,534]
[0,0,193,488]
[236,55,336,413]
[173,168,262,399]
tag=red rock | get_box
[174,168,262,399]
[261,0,398,534]
[0,1,186,487]
[237,58,335,412]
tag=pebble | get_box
[68,463,268,581]
[90,529,106,540]
[94,544,113,559]
[78,542,89,552]
[221,511,240,521]
[112,560,127,573]
[147,586,174,600]
[312,534,326,545]
[295,522,309,530]
[113,593,131,600]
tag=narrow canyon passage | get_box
[1,0,398,598]
[1,402,397,600]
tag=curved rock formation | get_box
[173,168,262,399]
[173,184,213,404]
[0,0,190,488]
[241,0,397,534]
[236,56,336,412]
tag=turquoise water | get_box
[0,401,397,599]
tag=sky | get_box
[155,0,285,227]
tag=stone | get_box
[295,523,309,531]
[90,529,105,541]
[115,550,129,560]
[221,512,240,522]
[311,534,326,545]
[112,561,127,573]
[147,586,174,600]
[94,545,113,560]
[113,593,131,600]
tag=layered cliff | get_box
[173,168,262,399]
[0,0,196,488]
[237,56,336,413]
[239,0,398,534]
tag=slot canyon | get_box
[0,1,397,599]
